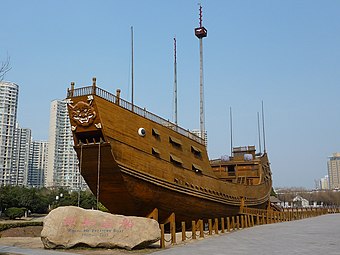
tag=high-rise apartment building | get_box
[191,129,208,147]
[11,124,31,186]
[28,140,48,187]
[0,81,19,185]
[46,99,85,190]
[320,175,329,190]
[327,153,340,190]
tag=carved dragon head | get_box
[68,101,97,127]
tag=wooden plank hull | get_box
[75,143,267,223]
[67,85,273,223]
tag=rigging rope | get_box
[77,143,83,207]
[96,141,101,210]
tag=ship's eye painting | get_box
[138,128,146,137]
[70,101,97,127]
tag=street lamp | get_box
[55,193,63,208]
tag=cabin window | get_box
[170,154,183,167]
[192,164,203,174]
[227,165,235,176]
[169,136,182,148]
[152,128,160,138]
[191,145,202,158]
[152,147,160,157]
[76,130,104,145]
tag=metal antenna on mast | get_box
[173,37,178,126]
[257,111,262,154]
[194,4,207,141]
[131,26,134,107]
[230,107,233,156]
[261,100,267,153]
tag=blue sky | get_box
[2,0,340,188]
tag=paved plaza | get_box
[153,213,340,255]
[0,213,339,255]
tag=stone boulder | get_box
[41,206,160,250]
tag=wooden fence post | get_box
[160,224,165,248]
[227,217,231,232]
[231,216,235,231]
[199,219,204,238]
[214,218,219,234]
[192,221,196,240]
[241,215,244,229]
[182,222,186,242]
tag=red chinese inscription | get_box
[120,218,134,229]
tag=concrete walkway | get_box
[1,214,339,255]
[152,213,340,255]
[0,245,79,255]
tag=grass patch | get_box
[0,221,43,232]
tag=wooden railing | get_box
[67,85,205,145]
[158,207,340,248]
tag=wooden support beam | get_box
[147,208,159,222]
[162,212,176,245]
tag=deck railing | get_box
[67,85,205,145]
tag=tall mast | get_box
[131,26,134,106]
[230,107,233,155]
[262,100,267,153]
[194,4,207,140]
[257,111,262,154]
[173,37,178,126]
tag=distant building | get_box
[191,129,208,147]
[292,195,309,208]
[0,81,19,185]
[327,153,340,190]
[28,140,48,188]
[11,124,31,186]
[46,99,86,190]
[320,175,329,190]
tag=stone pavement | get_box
[152,213,340,255]
[0,245,79,255]
[0,214,339,255]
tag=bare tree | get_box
[0,55,11,81]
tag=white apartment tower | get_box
[0,81,19,185]
[320,175,329,190]
[28,140,48,187]
[191,129,208,147]
[46,99,84,190]
[11,124,31,186]
[327,153,340,190]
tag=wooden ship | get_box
[66,6,273,223]
[66,79,272,223]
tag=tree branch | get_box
[0,55,11,81]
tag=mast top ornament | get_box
[194,4,207,39]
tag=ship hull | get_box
[67,85,272,224]
[75,143,266,223]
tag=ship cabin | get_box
[210,146,261,186]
